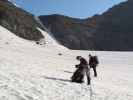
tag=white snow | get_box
[37,27,68,50]
[8,0,21,8]
[0,25,133,100]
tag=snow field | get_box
[0,25,132,100]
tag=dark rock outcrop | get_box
[0,0,44,41]
[39,14,93,50]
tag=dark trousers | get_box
[71,65,91,85]
[90,65,97,77]
[71,68,84,83]
[92,67,97,77]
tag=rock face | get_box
[39,14,93,50]
[0,0,44,41]
[39,0,133,51]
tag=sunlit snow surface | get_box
[0,25,132,100]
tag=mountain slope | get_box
[0,0,44,41]
[39,0,133,51]
[93,0,133,50]
[39,14,93,50]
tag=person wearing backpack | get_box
[88,54,99,77]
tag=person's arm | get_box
[89,59,91,65]
[75,62,82,68]
[75,65,79,68]
[89,56,94,65]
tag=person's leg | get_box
[71,68,80,82]
[93,67,97,77]
[78,74,84,83]
[72,68,84,83]
[86,68,91,85]
[87,75,91,85]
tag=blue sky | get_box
[14,0,127,19]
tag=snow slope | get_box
[0,25,133,100]
[37,27,68,50]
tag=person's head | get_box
[89,54,92,58]
[76,56,82,60]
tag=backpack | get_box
[94,56,99,64]
[90,56,99,65]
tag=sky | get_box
[14,0,127,19]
